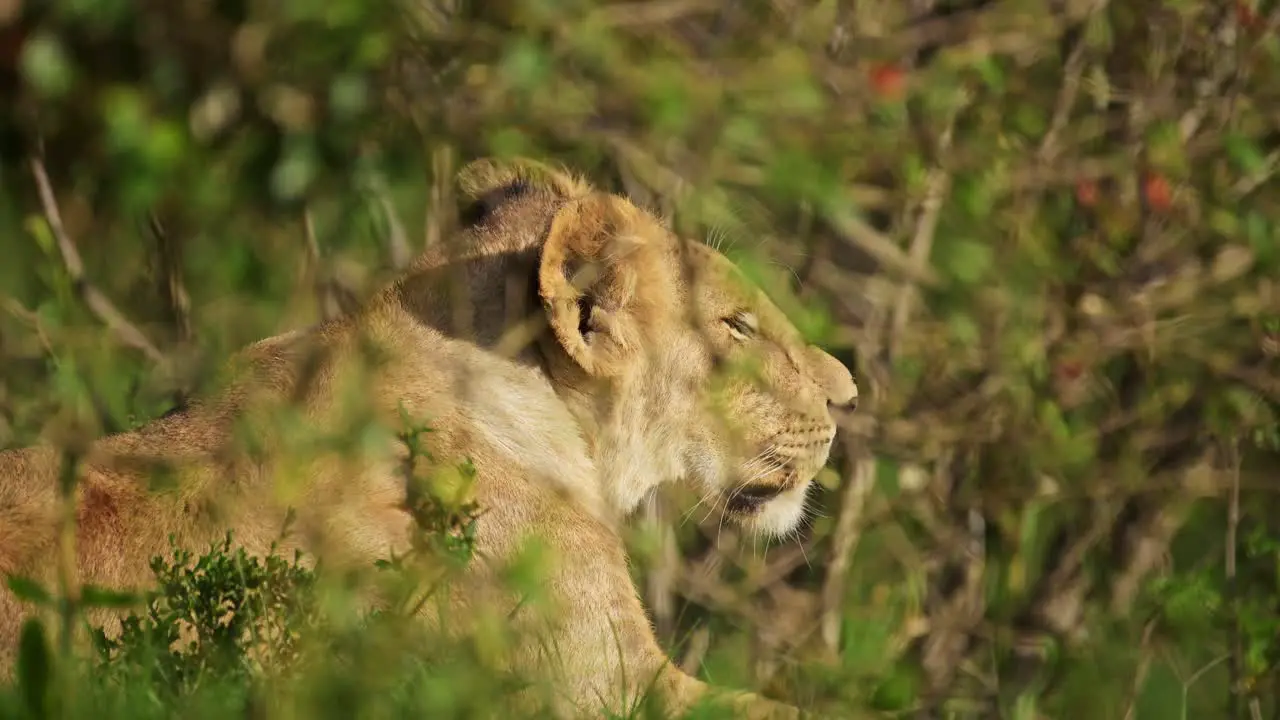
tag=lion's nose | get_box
[808,346,858,412]
[827,392,857,414]
[828,394,857,413]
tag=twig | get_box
[1122,619,1160,720]
[888,105,958,356]
[1231,149,1280,198]
[676,563,764,625]
[822,203,939,287]
[919,502,988,698]
[1177,6,1241,143]
[641,495,679,641]
[424,145,456,251]
[1109,457,1211,615]
[1226,440,1242,719]
[607,133,938,286]
[678,626,711,675]
[28,156,169,368]
[858,1,1003,57]
[1037,0,1110,163]
[53,448,83,702]
[369,177,412,270]
[148,213,193,343]
[819,444,875,653]
[300,209,350,321]
[3,296,56,357]
[1181,654,1231,718]
[882,0,1109,69]
[587,0,721,28]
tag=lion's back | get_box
[0,446,60,576]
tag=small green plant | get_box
[370,405,486,620]
[395,403,484,566]
[90,522,320,703]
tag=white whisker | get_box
[680,485,721,528]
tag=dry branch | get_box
[29,156,170,369]
[149,212,193,344]
[369,177,413,270]
[820,447,876,653]
[301,209,343,322]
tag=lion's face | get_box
[529,184,856,540]
[667,244,857,538]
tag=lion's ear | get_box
[457,157,592,201]
[538,194,647,377]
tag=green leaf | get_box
[1244,211,1277,268]
[947,312,981,346]
[19,33,75,99]
[1037,401,1071,442]
[499,37,551,91]
[1224,133,1267,176]
[870,663,919,711]
[17,619,51,719]
[6,576,53,607]
[1012,103,1048,139]
[943,238,994,285]
[972,57,1006,93]
[270,138,319,202]
[1145,120,1187,174]
[80,584,143,609]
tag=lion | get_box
[0,158,857,718]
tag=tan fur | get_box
[0,158,856,719]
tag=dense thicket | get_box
[2,1,1279,718]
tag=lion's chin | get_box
[735,480,812,539]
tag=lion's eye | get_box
[722,312,757,341]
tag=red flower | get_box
[869,63,906,100]
[1143,173,1172,210]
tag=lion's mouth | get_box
[724,467,797,514]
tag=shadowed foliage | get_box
[2,0,1280,718]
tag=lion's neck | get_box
[552,364,692,517]
[373,252,636,524]
[381,246,683,525]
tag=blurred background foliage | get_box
[2,0,1280,717]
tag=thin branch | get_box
[1177,7,1241,143]
[3,296,56,357]
[822,204,940,287]
[1123,619,1160,720]
[608,132,939,287]
[819,444,875,653]
[1109,457,1211,615]
[28,156,169,369]
[1231,149,1280,198]
[370,178,413,270]
[1038,0,1110,163]
[641,495,679,642]
[1226,440,1242,719]
[888,103,959,356]
[587,0,721,28]
[678,626,710,675]
[302,209,342,322]
[148,212,193,344]
[919,499,988,698]
[424,144,456,251]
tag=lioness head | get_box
[455,158,857,539]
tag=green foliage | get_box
[2,0,1280,717]
[395,405,484,568]
[89,530,320,703]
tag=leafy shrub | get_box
[3,0,1280,718]
[90,528,319,704]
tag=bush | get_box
[3,0,1280,718]
[89,530,320,704]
